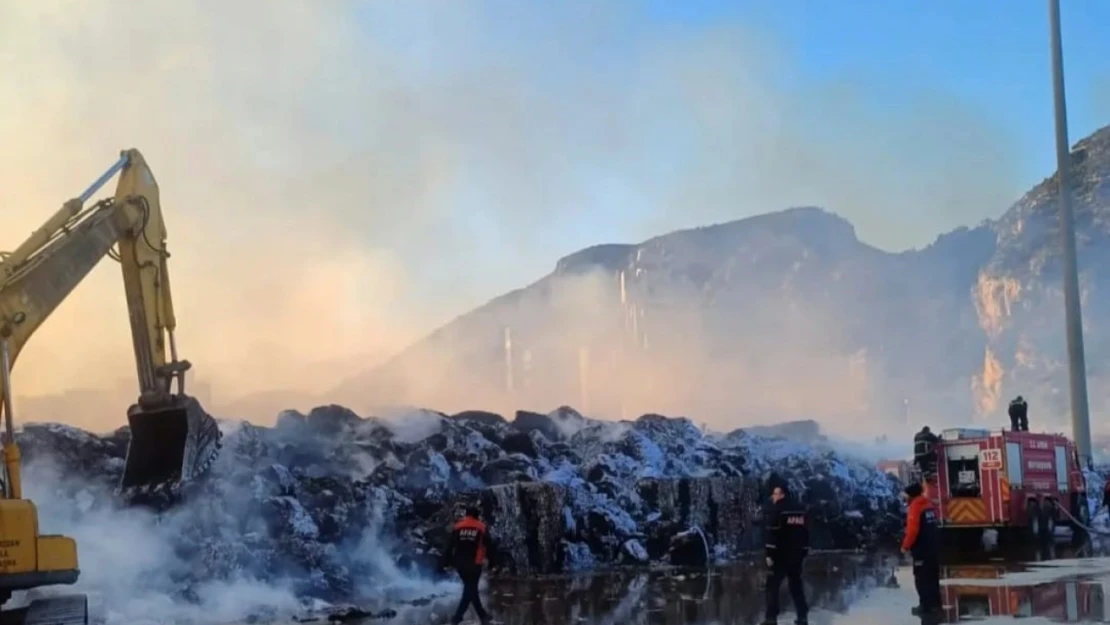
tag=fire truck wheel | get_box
[1040,499,1056,540]
[1025,499,1042,541]
[1072,497,1091,544]
[1077,497,1091,526]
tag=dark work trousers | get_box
[913,558,943,610]
[765,558,808,622]
[452,566,489,624]
[914,454,937,478]
[1010,414,1028,432]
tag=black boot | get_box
[911,604,943,618]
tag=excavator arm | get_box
[0,150,221,625]
[0,149,221,496]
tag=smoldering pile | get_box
[15,405,902,613]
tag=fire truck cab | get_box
[922,428,1088,542]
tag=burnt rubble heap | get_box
[17,406,902,603]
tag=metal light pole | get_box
[503,326,514,395]
[1048,0,1093,464]
[619,271,628,420]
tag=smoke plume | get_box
[0,1,1022,433]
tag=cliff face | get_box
[973,126,1110,419]
[340,124,1110,431]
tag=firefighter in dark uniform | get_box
[762,484,809,625]
[913,426,939,477]
[1009,395,1028,432]
[442,506,494,625]
[901,482,942,617]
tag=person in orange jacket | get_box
[442,506,494,625]
[901,483,942,617]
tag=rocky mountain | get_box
[974,125,1110,420]
[340,124,1110,433]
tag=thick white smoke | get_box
[18,457,299,623]
[12,420,458,625]
[372,408,449,444]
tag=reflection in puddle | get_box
[474,554,897,624]
[940,563,1106,623]
[408,547,1110,624]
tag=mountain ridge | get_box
[339,123,1110,434]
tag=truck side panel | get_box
[1021,445,1059,494]
[1004,440,1023,524]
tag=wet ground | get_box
[387,542,1110,625]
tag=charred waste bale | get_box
[305,404,364,435]
[479,482,569,574]
[511,410,564,441]
[18,423,128,486]
[451,410,509,446]
[452,410,509,428]
[636,477,759,560]
[479,453,538,485]
[500,430,541,457]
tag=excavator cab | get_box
[120,394,221,493]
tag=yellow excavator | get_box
[0,150,223,624]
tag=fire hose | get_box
[1052,500,1110,536]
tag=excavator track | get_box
[6,595,88,625]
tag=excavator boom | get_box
[0,150,221,493]
[0,150,223,624]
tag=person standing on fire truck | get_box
[1009,395,1029,432]
[442,506,494,625]
[902,482,942,617]
[913,426,939,477]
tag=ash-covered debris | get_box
[16,405,902,604]
[1085,464,1110,535]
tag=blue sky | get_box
[341,0,1110,317]
[379,0,1110,268]
[646,0,1110,200]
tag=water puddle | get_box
[424,554,903,624]
[264,547,1110,624]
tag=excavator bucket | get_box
[119,394,222,493]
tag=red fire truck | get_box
[940,564,1105,621]
[923,428,1088,542]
